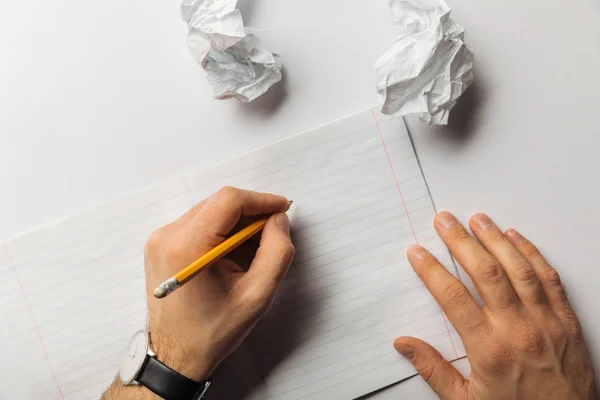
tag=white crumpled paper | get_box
[181,0,282,102]
[375,0,474,125]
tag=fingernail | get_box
[506,229,526,244]
[394,342,415,360]
[472,213,495,231]
[408,245,429,259]
[437,212,458,229]
[275,213,290,233]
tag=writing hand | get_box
[145,187,295,381]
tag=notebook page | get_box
[0,109,464,400]
[187,110,464,400]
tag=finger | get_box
[194,187,289,241]
[408,245,489,341]
[238,213,295,314]
[505,229,582,335]
[434,212,521,313]
[394,336,467,400]
[469,214,546,307]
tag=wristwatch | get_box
[119,330,211,400]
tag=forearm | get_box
[102,378,159,400]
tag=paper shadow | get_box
[439,74,487,144]
[237,70,288,117]
[237,0,258,26]
[235,0,288,117]
[207,226,325,399]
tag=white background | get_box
[1,0,600,398]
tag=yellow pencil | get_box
[153,201,292,299]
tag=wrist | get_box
[103,378,159,400]
[150,334,214,382]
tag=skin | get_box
[103,187,295,399]
[103,188,596,399]
[395,211,597,400]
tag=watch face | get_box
[119,330,149,384]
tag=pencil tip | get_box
[284,200,293,212]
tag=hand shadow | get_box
[208,224,325,399]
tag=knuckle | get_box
[474,319,494,341]
[416,362,438,384]
[441,283,471,306]
[282,242,296,264]
[259,191,274,204]
[487,230,506,244]
[417,255,437,275]
[270,240,296,269]
[523,243,542,259]
[476,258,504,283]
[145,230,161,251]
[543,267,562,287]
[516,326,546,356]
[449,228,473,244]
[548,321,568,343]
[145,228,166,257]
[562,312,583,337]
[512,260,538,284]
[216,186,240,204]
[483,341,514,370]
[420,255,441,273]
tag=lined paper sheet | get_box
[0,109,464,400]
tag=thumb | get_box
[239,213,295,307]
[394,336,466,400]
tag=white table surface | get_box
[1,0,600,398]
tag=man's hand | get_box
[395,212,596,400]
[104,187,294,398]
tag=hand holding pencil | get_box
[143,187,295,382]
[154,200,292,298]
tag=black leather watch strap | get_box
[137,356,210,400]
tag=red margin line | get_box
[3,244,65,399]
[370,108,459,359]
[371,109,417,241]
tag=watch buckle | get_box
[195,381,211,400]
